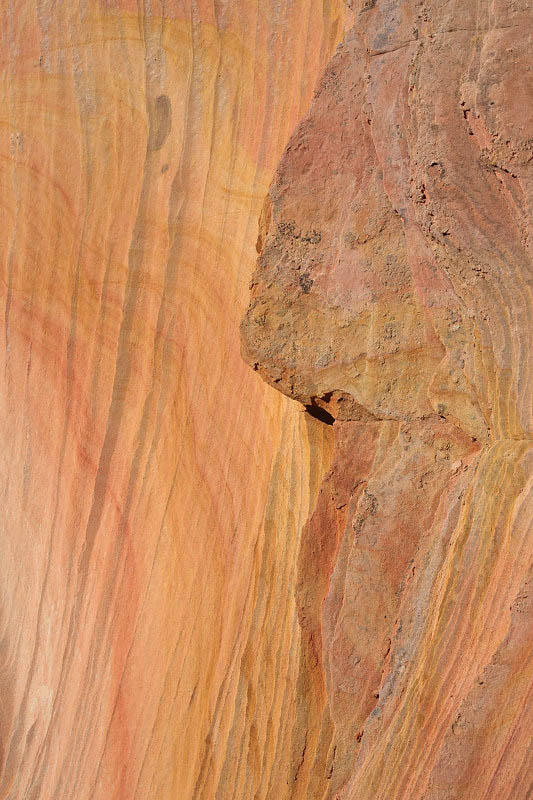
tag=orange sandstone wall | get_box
[243,2,533,798]
[0,2,348,798]
[6,1,533,798]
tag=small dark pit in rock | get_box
[305,403,335,425]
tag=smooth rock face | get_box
[242,1,533,797]
[0,2,348,799]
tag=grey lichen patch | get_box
[299,273,313,293]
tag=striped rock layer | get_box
[0,1,349,799]
[242,0,533,797]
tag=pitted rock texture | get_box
[242,1,533,798]
[243,2,533,442]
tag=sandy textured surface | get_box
[243,0,533,797]
[5,0,533,796]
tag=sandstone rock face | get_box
[0,2,348,798]
[242,1,533,797]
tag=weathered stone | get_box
[242,1,533,797]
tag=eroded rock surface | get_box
[242,1,533,797]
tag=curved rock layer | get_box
[242,0,533,797]
[0,2,349,798]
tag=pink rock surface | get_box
[242,1,533,797]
